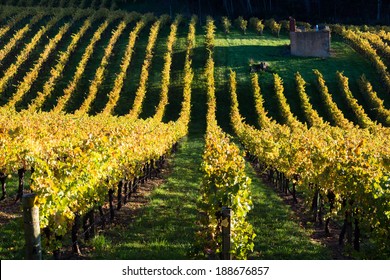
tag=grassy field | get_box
[212,29,388,131]
[0,7,388,259]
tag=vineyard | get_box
[0,4,389,260]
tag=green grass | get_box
[245,164,332,259]
[89,136,204,259]
[213,29,389,128]
[0,218,25,259]
[0,172,31,260]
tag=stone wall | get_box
[290,30,331,57]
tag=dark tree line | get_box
[121,0,390,24]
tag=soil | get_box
[0,196,22,227]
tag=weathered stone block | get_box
[290,30,331,57]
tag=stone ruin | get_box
[289,17,331,58]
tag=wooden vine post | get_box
[117,180,123,210]
[72,213,81,255]
[0,172,6,200]
[221,207,232,260]
[22,193,42,260]
[16,168,26,201]
[108,189,115,221]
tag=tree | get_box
[223,0,233,17]
[304,0,311,17]
[246,0,253,14]
[377,0,382,21]
[198,0,202,22]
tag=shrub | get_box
[235,16,247,34]
[249,17,264,35]
[280,20,289,32]
[266,18,281,37]
[296,21,312,31]
[221,16,232,34]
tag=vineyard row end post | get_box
[22,193,42,260]
[221,206,232,260]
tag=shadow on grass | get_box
[246,164,332,260]
[0,219,25,259]
[212,32,389,128]
[90,137,204,259]
[0,172,33,259]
